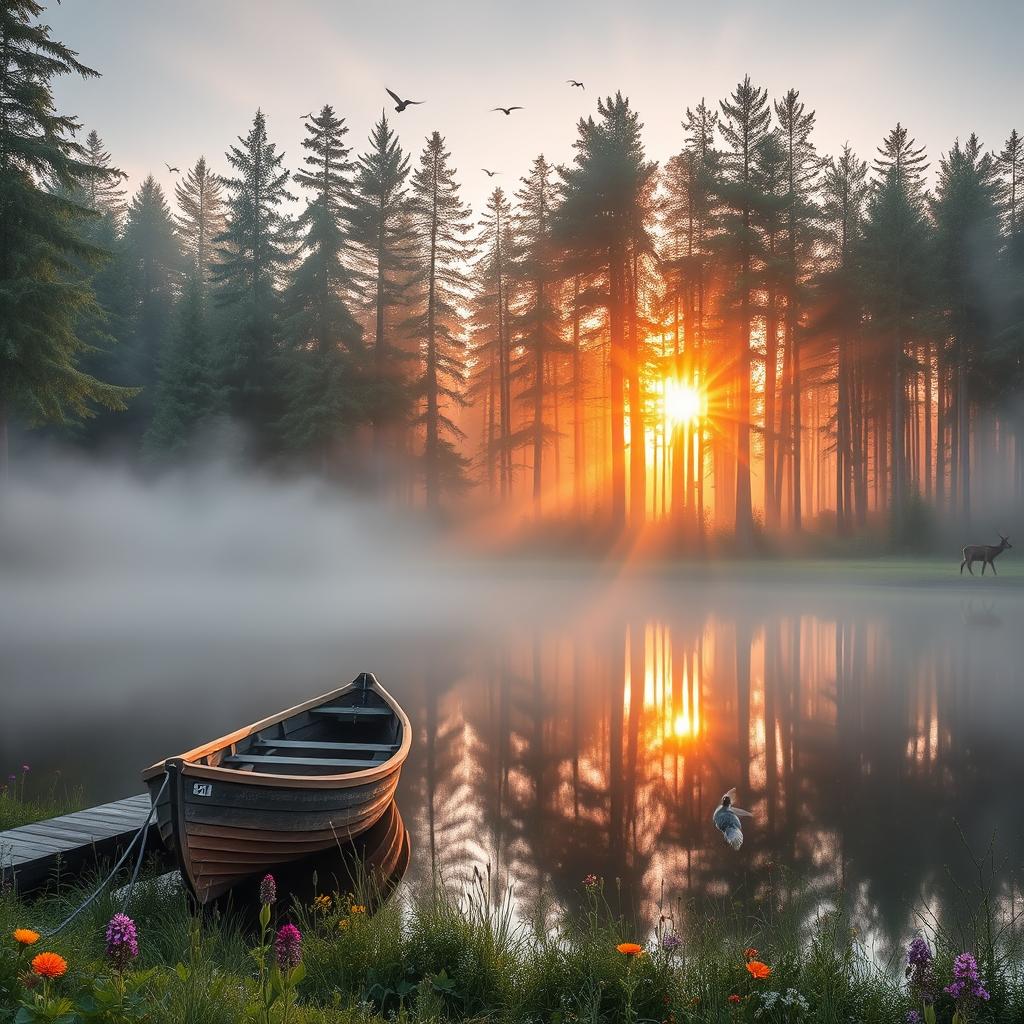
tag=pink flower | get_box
[275,924,302,971]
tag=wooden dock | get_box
[0,794,158,895]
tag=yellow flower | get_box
[31,952,68,979]
[312,894,332,913]
[13,929,40,946]
[350,905,366,915]
[338,919,349,931]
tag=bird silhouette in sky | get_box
[386,88,423,113]
[482,168,500,177]
[567,79,585,89]
[492,106,523,116]
[712,788,752,850]
[164,162,179,174]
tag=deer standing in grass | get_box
[960,535,1012,575]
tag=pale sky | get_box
[46,0,1024,217]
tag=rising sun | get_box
[663,379,703,426]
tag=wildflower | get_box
[583,873,599,888]
[744,946,759,960]
[6,774,15,783]
[728,994,742,1004]
[906,1012,922,1024]
[905,936,936,1006]
[13,928,40,946]
[259,873,277,906]
[746,960,771,979]
[105,913,139,969]
[274,924,302,971]
[338,918,349,931]
[350,904,366,915]
[31,952,67,979]
[617,942,644,956]
[944,951,990,1002]
[312,894,332,913]
[21,764,30,773]
[661,932,682,952]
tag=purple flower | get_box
[906,1012,922,1024]
[906,937,933,967]
[275,924,302,971]
[259,873,277,906]
[945,951,990,1002]
[6,774,14,783]
[21,764,30,773]
[105,913,139,969]
[661,932,682,952]
[905,936,936,1005]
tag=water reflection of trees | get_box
[397,595,1024,953]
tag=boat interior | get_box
[203,686,403,777]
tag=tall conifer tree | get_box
[405,131,473,506]
[0,1,132,475]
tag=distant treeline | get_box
[2,1,1023,542]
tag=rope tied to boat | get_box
[44,775,168,938]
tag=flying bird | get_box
[164,162,179,174]
[482,168,500,177]
[712,788,752,850]
[567,79,585,89]
[386,88,423,113]
[492,106,523,116]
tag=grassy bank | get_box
[2,859,1018,1024]
[0,768,83,833]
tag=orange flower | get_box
[745,960,771,980]
[13,929,40,946]
[617,942,644,956]
[31,952,67,979]
[728,994,742,1004]
[743,946,758,960]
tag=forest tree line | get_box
[3,1,1023,541]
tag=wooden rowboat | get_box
[142,672,411,903]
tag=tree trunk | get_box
[609,257,627,527]
[627,251,645,526]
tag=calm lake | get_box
[3,556,1023,959]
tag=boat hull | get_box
[148,760,401,902]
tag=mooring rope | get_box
[45,774,168,938]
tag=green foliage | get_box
[0,1,135,461]
[404,132,474,506]
[213,109,295,450]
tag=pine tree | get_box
[405,131,473,507]
[0,0,133,476]
[861,123,932,526]
[214,109,295,448]
[79,129,127,227]
[469,186,515,496]
[773,88,819,529]
[513,155,565,511]
[278,104,365,469]
[121,176,182,407]
[555,93,657,527]
[819,144,869,531]
[349,114,416,449]
[716,76,774,541]
[175,156,225,284]
[932,134,1002,522]
[144,273,222,456]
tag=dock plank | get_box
[0,794,161,895]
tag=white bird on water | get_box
[712,788,753,850]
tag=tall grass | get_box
[0,768,83,832]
